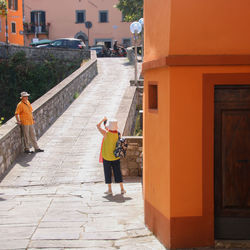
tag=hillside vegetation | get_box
[0,51,82,123]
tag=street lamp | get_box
[130,21,142,86]
[139,18,144,61]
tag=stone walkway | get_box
[0,58,165,249]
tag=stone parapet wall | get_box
[117,86,139,136]
[120,136,143,177]
[0,44,90,62]
[116,84,143,177]
[0,52,97,179]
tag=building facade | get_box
[0,0,24,45]
[23,0,132,48]
[143,0,250,249]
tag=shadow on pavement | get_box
[103,194,132,203]
[0,194,6,201]
[16,153,36,168]
[0,152,36,183]
[122,61,132,66]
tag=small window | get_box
[122,38,131,47]
[76,10,85,23]
[148,83,158,110]
[11,22,16,33]
[99,10,108,23]
[0,19,2,32]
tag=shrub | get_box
[0,52,82,124]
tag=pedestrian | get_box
[97,117,126,195]
[15,91,44,154]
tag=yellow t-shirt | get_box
[102,131,120,161]
[15,100,34,125]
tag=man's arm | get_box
[15,104,22,125]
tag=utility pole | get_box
[5,12,8,44]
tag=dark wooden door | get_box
[214,85,250,239]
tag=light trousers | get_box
[21,124,39,150]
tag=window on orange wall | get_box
[8,0,12,9]
[148,83,158,110]
[14,0,18,10]
[11,22,16,33]
[8,0,17,10]
[0,19,1,33]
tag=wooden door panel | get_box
[214,85,250,239]
[221,110,250,214]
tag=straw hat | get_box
[20,91,30,99]
[108,119,118,131]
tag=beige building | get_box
[23,0,132,48]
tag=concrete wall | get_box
[0,51,97,179]
[0,44,90,62]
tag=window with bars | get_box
[76,10,85,23]
[8,0,18,10]
[99,10,108,23]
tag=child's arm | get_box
[97,117,107,136]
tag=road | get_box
[0,58,165,249]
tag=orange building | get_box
[143,0,250,249]
[0,0,24,45]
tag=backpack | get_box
[114,133,128,158]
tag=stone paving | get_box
[0,58,165,249]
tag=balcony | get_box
[23,23,50,35]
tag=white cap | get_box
[108,119,118,131]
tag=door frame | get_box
[202,73,250,242]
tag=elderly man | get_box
[15,91,44,154]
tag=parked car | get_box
[30,39,52,47]
[37,38,86,49]
[90,46,104,57]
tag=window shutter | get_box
[41,11,46,32]
[31,12,35,33]
[14,0,18,10]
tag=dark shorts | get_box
[103,159,123,184]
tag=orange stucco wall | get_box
[144,0,250,61]
[143,0,250,248]
[144,0,171,61]
[144,65,250,248]
[0,0,24,45]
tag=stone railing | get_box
[120,136,142,177]
[0,44,90,62]
[116,82,143,177]
[0,51,97,178]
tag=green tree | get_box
[116,0,143,22]
[0,0,7,15]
